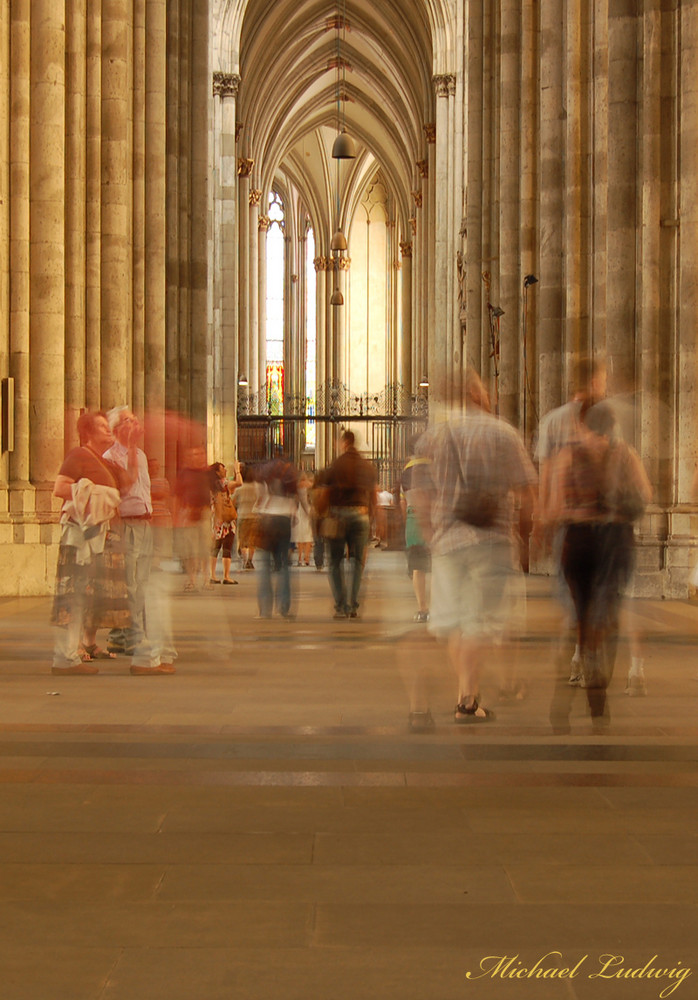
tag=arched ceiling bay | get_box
[233,0,437,246]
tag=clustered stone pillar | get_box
[211,70,240,463]
[249,188,261,406]
[399,240,413,399]
[236,157,252,402]
[258,213,269,413]
[8,0,31,501]
[29,0,66,503]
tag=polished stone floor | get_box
[1,551,697,999]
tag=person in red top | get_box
[51,411,136,674]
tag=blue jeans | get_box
[327,508,370,613]
[257,515,292,616]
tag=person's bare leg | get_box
[209,555,218,582]
[222,555,232,582]
[412,569,428,614]
[448,631,489,716]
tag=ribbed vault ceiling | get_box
[225,0,440,246]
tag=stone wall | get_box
[0,0,207,595]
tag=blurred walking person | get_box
[413,371,537,722]
[542,400,651,729]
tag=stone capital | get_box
[423,122,436,143]
[411,190,423,209]
[433,73,456,98]
[399,240,413,258]
[213,72,241,99]
[313,255,326,272]
[237,157,254,178]
[258,215,270,232]
[338,257,351,271]
[409,217,417,236]
[249,189,262,207]
[416,160,429,180]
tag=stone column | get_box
[430,74,454,411]
[8,0,31,493]
[564,0,591,371]
[399,240,413,400]
[101,0,132,409]
[212,71,240,459]
[29,0,66,497]
[538,0,564,414]
[638,0,662,493]
[132,0,146,414]
[85,0,101,409]
[144,0,167,460]
[64,0,87,446]
[249,187,261,408]
[336,258,350,386]
[258,214,269,412]
[592,0,609,364]
[677,1,698,500]
[520,0,537,421]
[499,0,521,427]
[237,157,252,394]
[314,254,326,465]
[464,1,484,376]
[605,0,639,392]
[189,0,209,427]
[0,0,9,494]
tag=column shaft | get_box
[65,0,86,448]
[538,0,564,413]
[677,2,698,498]
[9,0,31,487]
[85,0,101,408]
[144,0,167,460]
[605,1,639,391]
[100,0,132,408]
[29,0,66,491]
[499,0,521,426]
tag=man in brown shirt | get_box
[324,430,377,618]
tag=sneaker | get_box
[333,609,347,619]
[567,672,584,686]
[413,611,429,623]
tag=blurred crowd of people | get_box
[49,358,661,735]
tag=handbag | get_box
[214,489,237,524]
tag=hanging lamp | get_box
[331,0,355,159]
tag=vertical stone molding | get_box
[605,0,639,390]
[678,2,698,500]
[29,0,66,492]
[144,0,167,458]
[100,0,132,409]
[85,0,102,410]
[9,0,31,489]
[538,0,564,415]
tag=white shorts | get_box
[429,539,525,640]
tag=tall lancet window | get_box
[266,192,285,414]
[305,223,316,451]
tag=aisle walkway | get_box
[1,552,697,999]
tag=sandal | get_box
[454,700,495,723]
[80,644,117,661]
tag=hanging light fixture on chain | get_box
[331,0,355,160]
